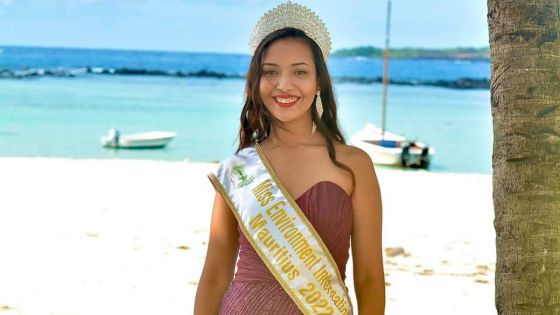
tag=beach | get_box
[0,157,495,315]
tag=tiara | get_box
[249,1,332,60]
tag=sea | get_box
[0,46,492,174]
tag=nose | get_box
[276,72,294,90]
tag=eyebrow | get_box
[261,62,311,67]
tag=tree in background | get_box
[487,1,560,313]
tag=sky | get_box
[0,0,490,54]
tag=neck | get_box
[268,117,319,147]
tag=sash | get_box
[207,143,353,315]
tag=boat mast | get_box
[380,0,392,137]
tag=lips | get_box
[273,95,300,108]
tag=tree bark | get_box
[488,0,560,314]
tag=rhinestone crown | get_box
[249,1,332,60]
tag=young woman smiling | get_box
[194,2,385,314]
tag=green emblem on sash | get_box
[230,164,255,188]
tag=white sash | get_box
[208,143,353,315]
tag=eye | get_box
[262,70,276,76]
[295,70,307,76]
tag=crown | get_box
[249,1,332,60]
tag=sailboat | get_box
[351,0,435,169]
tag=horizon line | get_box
[0,43,491,56]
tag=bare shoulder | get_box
[334,142,380,199]
[334,142,375,175]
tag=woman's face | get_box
[259,37,318,125]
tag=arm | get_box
[350,149,385,314]
[194,191,240,315]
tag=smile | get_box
[273,96,300,107]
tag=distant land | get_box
[0,45,491,89]
[333,46,490,60]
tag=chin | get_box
[263,100,311,124]
[268,110,306,124]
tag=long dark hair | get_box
[236,28,355,188]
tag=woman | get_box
[194,2,384,314]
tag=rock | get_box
[474,277,489,284]
[418,268,435,276]
[475,264,489,275]
[385,247,409,257]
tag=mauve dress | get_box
[219,181,353,315]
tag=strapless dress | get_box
[219,181,353,315]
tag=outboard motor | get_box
[420,146,430,168]
[401,142,412,167]
[108,128,120,148]
[401,141,430,168]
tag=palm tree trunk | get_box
[487,0,560,313]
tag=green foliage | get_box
[332,46,490,60]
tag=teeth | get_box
[275,97,298,104]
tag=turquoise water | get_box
[0,46,492,173]
[0,74,491,174]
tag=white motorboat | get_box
[101,128,176,149]
[351,123,435,168]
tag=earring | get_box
[316,90,323,119]
[311,91,322,136]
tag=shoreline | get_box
[0,157,495,314]
[0,156,492,176]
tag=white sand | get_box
[0,157,495,315]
